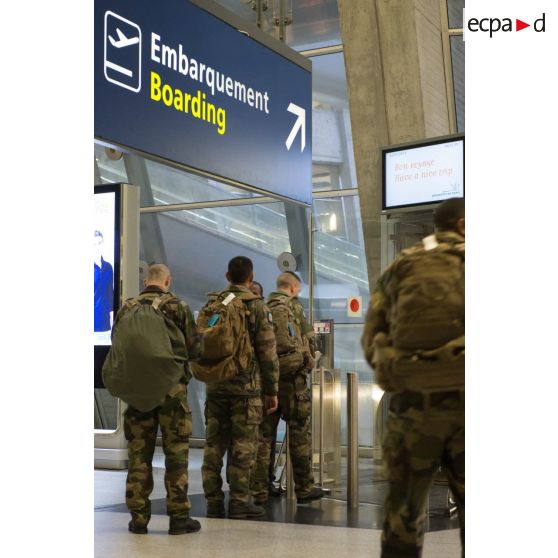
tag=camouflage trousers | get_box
[202,396,263,507]
[251,373,314,500]
[124,382,192,525]
[381,390,465,558]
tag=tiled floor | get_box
[95,448,462,557]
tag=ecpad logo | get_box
[104,11,142,92]
[468,13,546,38]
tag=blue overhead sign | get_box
[95,0,312,205]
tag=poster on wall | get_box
[94,191,117,345]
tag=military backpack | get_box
[372,234,465,392]
[390,234,464,350]
[190,290,257,384]
[102,294,188,412]
[268,294,305,376]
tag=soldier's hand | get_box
[265,395,278,415]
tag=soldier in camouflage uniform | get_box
[251,272,325,505]
[249,280,281,497]
[202,256,279,519]
[361,199,465,558]
[116,264,202,535]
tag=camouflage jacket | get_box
[362,230,465,368]
[114,285,202,383]
[206,285,279,398]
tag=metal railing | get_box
[276,357,360,504]
[347,372,359,508]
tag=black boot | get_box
[128,520,148,534]
[206,500,226,518]
[297,486,327,504]
[168,516,201,535]
[228,502,266,519]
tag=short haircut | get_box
[285,271,301,282]
[434,198,465,232]
[277,271,301,290]
[228,256,253,284]
[146,263,171,283]
[251,281,264,297]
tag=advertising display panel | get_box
[382,135,465,211]
[94,183,139,465]
[95,0,312,205]
[94,184,123,390]
[94,188,120,346]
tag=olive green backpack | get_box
[102,294,188,411]
[267,294,304,376]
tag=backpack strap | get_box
[267,293,293,309]
[208,290,260,304]
[234,291,261,302]
[206,290,239,304]
[123,297,141,311]
[151,296,164,310]
[238,294,261,347]
[152,293,176,311]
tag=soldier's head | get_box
[277,271,302,297]
[144,263,172,291]
[249,280,264,297]
[434,198,465,237]
[226,256,254,287]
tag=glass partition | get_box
[144,158,263,205]
[313,195,368,322]
[311,52,357,192]
[140,203,292,308]
[95,143,263,205]
[139,200,309,437]
[312,194,372,441]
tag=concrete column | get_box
[337,0,451,285]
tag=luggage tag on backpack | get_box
[207,314,220,327]
[422,234,439,251]
[221,293,236,306]
[288,323,295,337]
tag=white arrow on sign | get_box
[285,103,306,152]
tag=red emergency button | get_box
[347,296,362,317]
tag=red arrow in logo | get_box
[516,19,531,31]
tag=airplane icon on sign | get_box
[109,28,140,49]
[104,11,142,93]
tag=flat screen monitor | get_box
[382,135,464,211]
